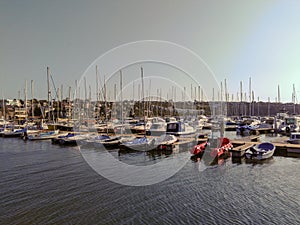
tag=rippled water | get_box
[0,136,299,224]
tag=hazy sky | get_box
[1,0,300,102]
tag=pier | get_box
[231,136,300,157]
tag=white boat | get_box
[52,133,88,146]
[278,116,300,134]
[119,136,156,152]
[287,132,300,144]
[166,121,196,136]
[154,134,177,150]
[26,130,60,141]
[130,122,146,134]
[191,116,207,131]
[1,127,25,137]
[245,142,275,160]
[146,122,167,136]
[92,135,135,149]
[0,118,9,127]
[145,117,167,135]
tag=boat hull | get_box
[245,142,275,160]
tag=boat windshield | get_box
[292,134,300,139]
[167,123,179,132]
[285,118,296,125]
[151,124,163,129]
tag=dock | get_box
[231,143,255,157]
[231,136,300,157]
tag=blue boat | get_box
[245,142,275,160]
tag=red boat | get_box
[210,137,233,159]
[190,141,208,157]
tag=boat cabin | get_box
[166,121,195,136]
[287,132,300,144]
[280,116,300,133]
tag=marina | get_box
[1,131,299,224]
[2,1,300,223]
[1,67,300,224]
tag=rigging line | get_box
[50,74,59,100]
[98,76,105,101]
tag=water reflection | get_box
[245,156,275,165]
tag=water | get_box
[0,136,299,224]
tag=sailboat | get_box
[26,129,60,141]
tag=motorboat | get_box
[154,134,178,150]
[1,128,25,138]
[91,135,134,149]
[166,121,196,136]
[190,141,208,157]
[146,122,167,136]
[210,137,233,159]
[236,124,259,136]
[278,116,300,135]
[119,136,156,152]
[245,142,275,160]
[287,132,300,144]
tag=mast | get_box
[257,96,260,116]
[248,77,251,116]
[47,67,51,122]
[220,81,223,102]
[84,77,87,103]
[160,88,162,116]
[68,86,71,123]
[103,75,107,121]
[293,84,296,114]
[132,81,135,117]
[84,77,87,120]
[60,84,63,118]
[268,97,270,116]
[212,88,215,117]
[183,86,186,116]
[2,91,5,120]
[148,79,151,117]
[96,65,99,102]
[138,84,140,102]
[174,86,176,103]
[89,85,91,120]
[141,67,145,121]
[252,91,255,116]
[75,80,78,120]
[220,81,223,115]
[57,87,60,120]
[120,70,123,134]
[240,81,243,102]
[157,89,159,116]
[278,85,281,103]
[225,79,228,116]
[224,79,228,102]
[240,81,243,116]
[31,80,34,118]
[25,80,28,123]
